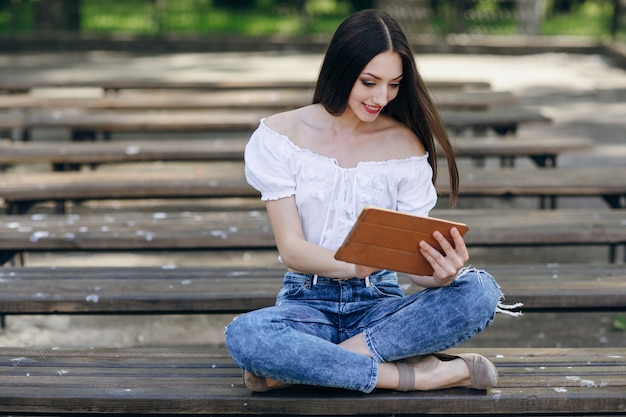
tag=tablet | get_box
[334,207,469,276]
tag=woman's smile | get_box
[363,103,382,114]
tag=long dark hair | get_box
[312,9,459,205]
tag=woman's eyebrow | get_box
[362,72,403,80]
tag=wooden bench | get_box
[0,89,518,112]
[0,78,492,94]
[1,209,625,266]
[0,263,623,317]
[1,105,550,141]
[0,263,623,413]
[0,263,623,415]
[1,166,624,214]
[0,345,622,416]
[0,134,592,171]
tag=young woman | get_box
[226,9,509,393]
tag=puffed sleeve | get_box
[396,156,437,216]
[244,121,296,201]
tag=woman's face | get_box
[347,50,403,122]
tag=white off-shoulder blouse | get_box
[244,119,438,252]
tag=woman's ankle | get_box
[392,355,471,391]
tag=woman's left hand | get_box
[419,227,469,286]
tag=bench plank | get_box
[1,166,624,213]
[2,106,550,140]
[0,90,517,111]
[440,106,551,135]
[0,134,592,170]
[0,346,623,416]
[0,79,492,93]
[0,264,624,315]
[0,209,624,265]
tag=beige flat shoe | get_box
[243,370,271,392]
[434,352,498,390]
[242,370,292,392]
[394,353,498,391]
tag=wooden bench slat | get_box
[0,209,624,253]
[440,106,551,130]
[0,135,592,169]
[0,347,623,416]
[0,90,517,111]
[0,264,624,314]
[1,106,550,139]
[0,79,492,92]
[1,166,624,212]
[0,137,249,165]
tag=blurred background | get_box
[0,0,623,42]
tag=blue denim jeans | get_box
[225,268,501,393]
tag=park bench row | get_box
[0,89,519,112]
[0,105,550,141]
[1,208,625,266]
[0,133,592,171]
[0,78,621,416]
[0,261,623,416]
[0,78,492,94]
[1,165,624,215]
[0,344,622,416]
[0,263,623,318]
[0,265,624,415]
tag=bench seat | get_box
[1,105,550,141]
[0,346,623,416]
[0,134,592,170]
[0,89,517,111]
[0,78,492,93]
[1,209,625,265]
[1,166,624,214]
[0,264,623,316]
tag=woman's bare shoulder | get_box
[264,105,318,138]
[378,116,426,157]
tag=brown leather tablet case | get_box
[334,207,469,276]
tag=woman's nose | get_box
[373,87,387,105]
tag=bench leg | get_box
[7,201,36,215]
[13,127,30,142]
[72,129,97,142]
[53,162,83,172]
[472,156,486,168]
[602,194,625,209]
[609,245,615,263]
[499,156,515,168]
[493,125,517,136]
[54,200,67,214]
[539,195,557,210]
[0,251,20,266]
[530,155,556,168]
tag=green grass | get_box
[80,0,347,35]
[0,0,620,38]
[542,1,614,37]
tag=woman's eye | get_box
[390,83,401,89]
